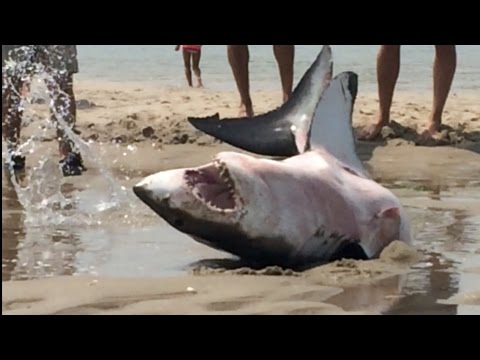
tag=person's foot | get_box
[60,152,86,177]
[421,117,442,140]
[239,101,254,117]
[358,114,390,141]
[358,122,388,141]
[4,152,26,172]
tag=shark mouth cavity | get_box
[184,160,239,212]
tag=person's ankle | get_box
[376,112,390,127]
[427,117,442,132]
[239,102,254,117]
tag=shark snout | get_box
[133,181,156,206]
[133,178,174,218]
[133,170,189,214]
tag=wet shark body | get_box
[134,45,412,268]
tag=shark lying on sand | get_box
[133,45,412,268]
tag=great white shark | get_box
[133,45,412,268]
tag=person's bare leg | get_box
[47,73,76,157]
[359,45,401,141]
[423,45,457,137]
[2,77,24,154]
[273,45,294,103]
[183,51,193,87]
[227,45,253,117]
[46,72,85,176]
[21,81,30,97]
[192,51,203,88]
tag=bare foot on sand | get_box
[420,116,442,140]
[239,101,254,117]
[358,115,389,141]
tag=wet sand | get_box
[2,83,480,315]
[2,243,419,315]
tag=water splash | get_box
[2,45,133,227]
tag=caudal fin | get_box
[188,45,333,157]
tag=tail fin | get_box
[188,45,333,157]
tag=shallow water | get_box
[76,45,480,93]
[2,145,479,315]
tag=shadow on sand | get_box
[355,123,479,172]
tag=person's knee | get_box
[228,45,249,60]
[435,45,456,58]
[380,45,401,54]
[379,45,401,57]
[273,45,294,55]
[228,45,247,51]
[383,45,401,50]
[58,74,75,96]
[61,83,75,98]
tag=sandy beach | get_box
[2,81,480,315]
[21,80,480,149]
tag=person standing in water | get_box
[2,45,85,176]
[175,45,204,88]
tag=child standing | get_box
[175,45,203,88]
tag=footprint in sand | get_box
[205,296,259,312]
[54,292,197,315]
[287,289,342,303]
[288,306,341,315]
[3,298,44,311]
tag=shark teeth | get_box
[213,159,237,196]
[184,160,240,213]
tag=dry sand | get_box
[23,81,480,149]
[3,81,480,315]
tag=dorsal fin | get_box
[307,71,368,177]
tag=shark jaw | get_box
[184,159,242,214]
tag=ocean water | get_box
[76,45,480,93]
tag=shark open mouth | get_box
[184,160,239,212]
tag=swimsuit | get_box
[182,45,202,53]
